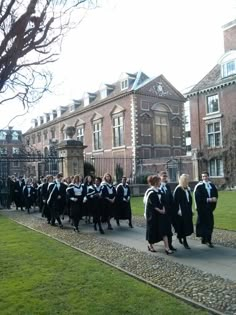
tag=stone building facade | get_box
[24,71,188,181]
[187,19,236,186]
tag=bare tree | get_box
[0,0,96,108]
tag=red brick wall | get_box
[223,23,236,52]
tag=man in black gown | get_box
[194,171,218,248]
[160,171,176,251]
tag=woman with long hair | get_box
[144,175,173,254]
[101,173,116,230]
[66,174,84,232]
[173,174,194,249]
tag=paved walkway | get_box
[5,210,236,282]
[32,211,236,282]
[93,222,236,282]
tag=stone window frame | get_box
[208,158,224,177]
[206,119,222,148]
[92,119,103,151]
[206,94,220,115]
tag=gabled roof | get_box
[187,64,236,96]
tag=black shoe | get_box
[51,223,56,226]
[178,238,183,244]
[183,241,191,249]
[208,242,214,248]
[165,249,173,255]
[201,238,207,244]
[73,227,79,232]
[129,223,133,228]
[99,228,105,234]
[169,245,177,251]
[59,225,63,229]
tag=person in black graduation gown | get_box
[41,175,54,224]
[92,177,104,234]
[144,175,173,254]
[22,178,36,213]
[47,173,67,228]
[101,173,116,230]
[160,171,176,251]
[83,175,94,224]
[194,171,218,248]
[66,174,84,232]
[115,176,133,228]
[14,176,25,211]
[173,174,193,249]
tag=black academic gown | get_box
[194,181,218,242]
[161,183,176,233]
[66,183,84,229]
[14,180,25,208]
[101,182,116,223]
[47,182,67,223]
[115,183,132,220]
[145,188,172,244]
[173,185,194,238]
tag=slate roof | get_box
[187,64,236,96]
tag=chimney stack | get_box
[223,19,236,53]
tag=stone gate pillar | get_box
[57,126,87,177]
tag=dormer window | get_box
[219,50,236,78]
[83,93,96,107]
[207,94,219,114]
[100,89,107,99]
[12,131,19,140]
[84,95,90,106]
[222,59,236,77]
[121,79,128,90]
[0,131,7,140]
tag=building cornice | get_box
[187,78,236,98]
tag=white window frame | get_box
[121,79,128,90]
[222,59,236,77]
[0,147,7,154]
[208,159,224,177]
[206,120,222,148]
[12,147,20,154]
[112,115,124,147]
[100,89,107,99]
[206,94,219,114]
[77,126,84,143]
[0,131,7,140]
[93,120,102,151]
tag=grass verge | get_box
[0,215,208,315]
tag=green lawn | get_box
[0,216,207,315]
[131,191,236,231]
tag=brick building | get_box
[187,19,236,186]
[0,128,24,179]
[24,71,187,181]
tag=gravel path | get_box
[2,210,236,315]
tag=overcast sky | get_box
[1,0,236,132]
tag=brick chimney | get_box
[223,19,236,53]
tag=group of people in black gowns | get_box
[144,171,218,254]
[39,172,133,234]
[6,175,39,213]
